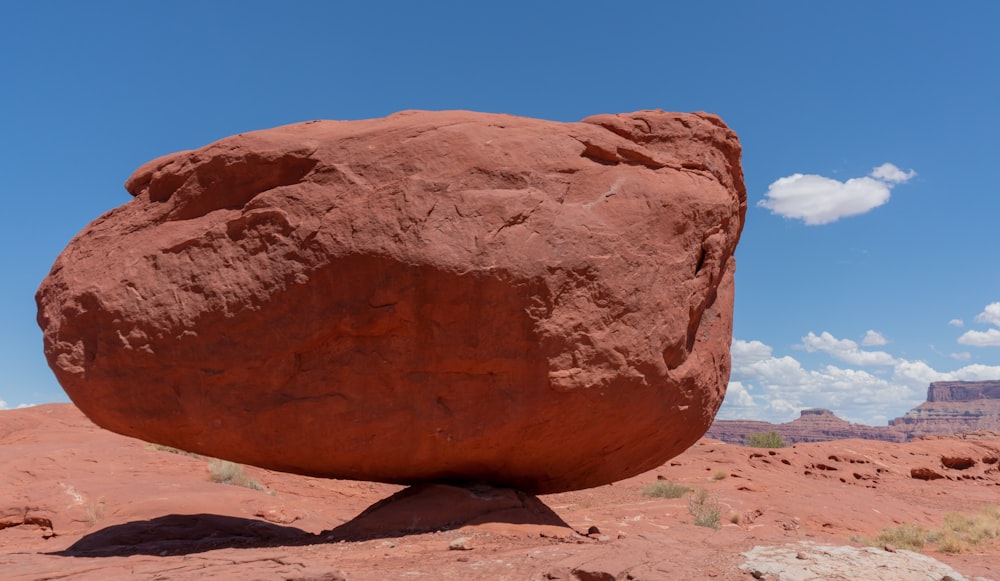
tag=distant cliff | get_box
[925,380,1000,402]
[708,380,1000,445]
[889,380,1000,439]
[707,408,904,445]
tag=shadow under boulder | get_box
[324,483,575,541]
[55,483,575,557]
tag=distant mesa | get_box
[889,380,1000,439]
[708,380,1000,445]
[708,407,905,445]
[35,108,747,494]
[925,380,1000,402]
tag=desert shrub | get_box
[744,431,787,448]
[688,488,721,530]
[863,505,1000,554]
[929,508,1000,553]
[873,523,928,551]
[710,469,729,481]
[207,459,268,493]
[930,529,965,554]
[641,480,691,499]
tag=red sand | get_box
[3,404,998,580]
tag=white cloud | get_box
[957,328,1000,347]
[721,338,913,424]
[952,364,1000,380]
[715,381,758,420]
[719,334,1000,426]
[890,359,950,388]
[0,400,6,410]
[870,162,916,183]
[950,352,971,361]
[861,330,888,346]
[974,302,1000,327]
[758,163,916,225]
[948,319,965,328]
[955,303,1000,347]
[801,331,897,366]
[731,339,774,368]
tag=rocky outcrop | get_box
[889,381,1000,440]
[36,109,747,494]
[707,408,905,445]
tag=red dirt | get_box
[3,404,998,580]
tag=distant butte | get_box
[890,380,1000,439]
[707,380,1000,445]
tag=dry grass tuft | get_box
[207,459,270,493]
[862,505,1000,554]
[641,480,691,499]
[688,488,721,530]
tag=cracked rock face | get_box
[36,109,746,493]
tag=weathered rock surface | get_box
[741,542,978,581]
[36,109,746,493]
[707,408,905,445]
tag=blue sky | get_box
[3,1,998,425]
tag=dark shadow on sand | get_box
[53,513,319,557]
[53,483,574,557]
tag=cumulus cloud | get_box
[958,328,1000,347]
[758,163,916,225]
[949,319,964,328]
[801,331,897,366]
[974,302,1000,327]
[870,162,917,183]
[715,381,758,420]
[861,330,888,346]
[957,303,1000,346]
[719,335,1000,425]
[0,399,6,410]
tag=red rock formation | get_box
[926,380,1000,402]
[36,109,747,494]
[890,381,1000,439]
[711,381,1000,445]
[707,408,904,445]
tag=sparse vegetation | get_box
[641,480,691,499]
[688,488,721,530]
[710,469,729,481]
[207,459,270,493]
[147,443,203,458]
[744,431,787,448]
[867,523,928,551]
[860,505,1000,554]
[149,445,272,494]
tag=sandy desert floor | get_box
[2,404,999,580]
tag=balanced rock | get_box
[36,109,746,493]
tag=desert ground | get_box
[3,404,999,580]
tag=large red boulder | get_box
[36,109,746,493]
